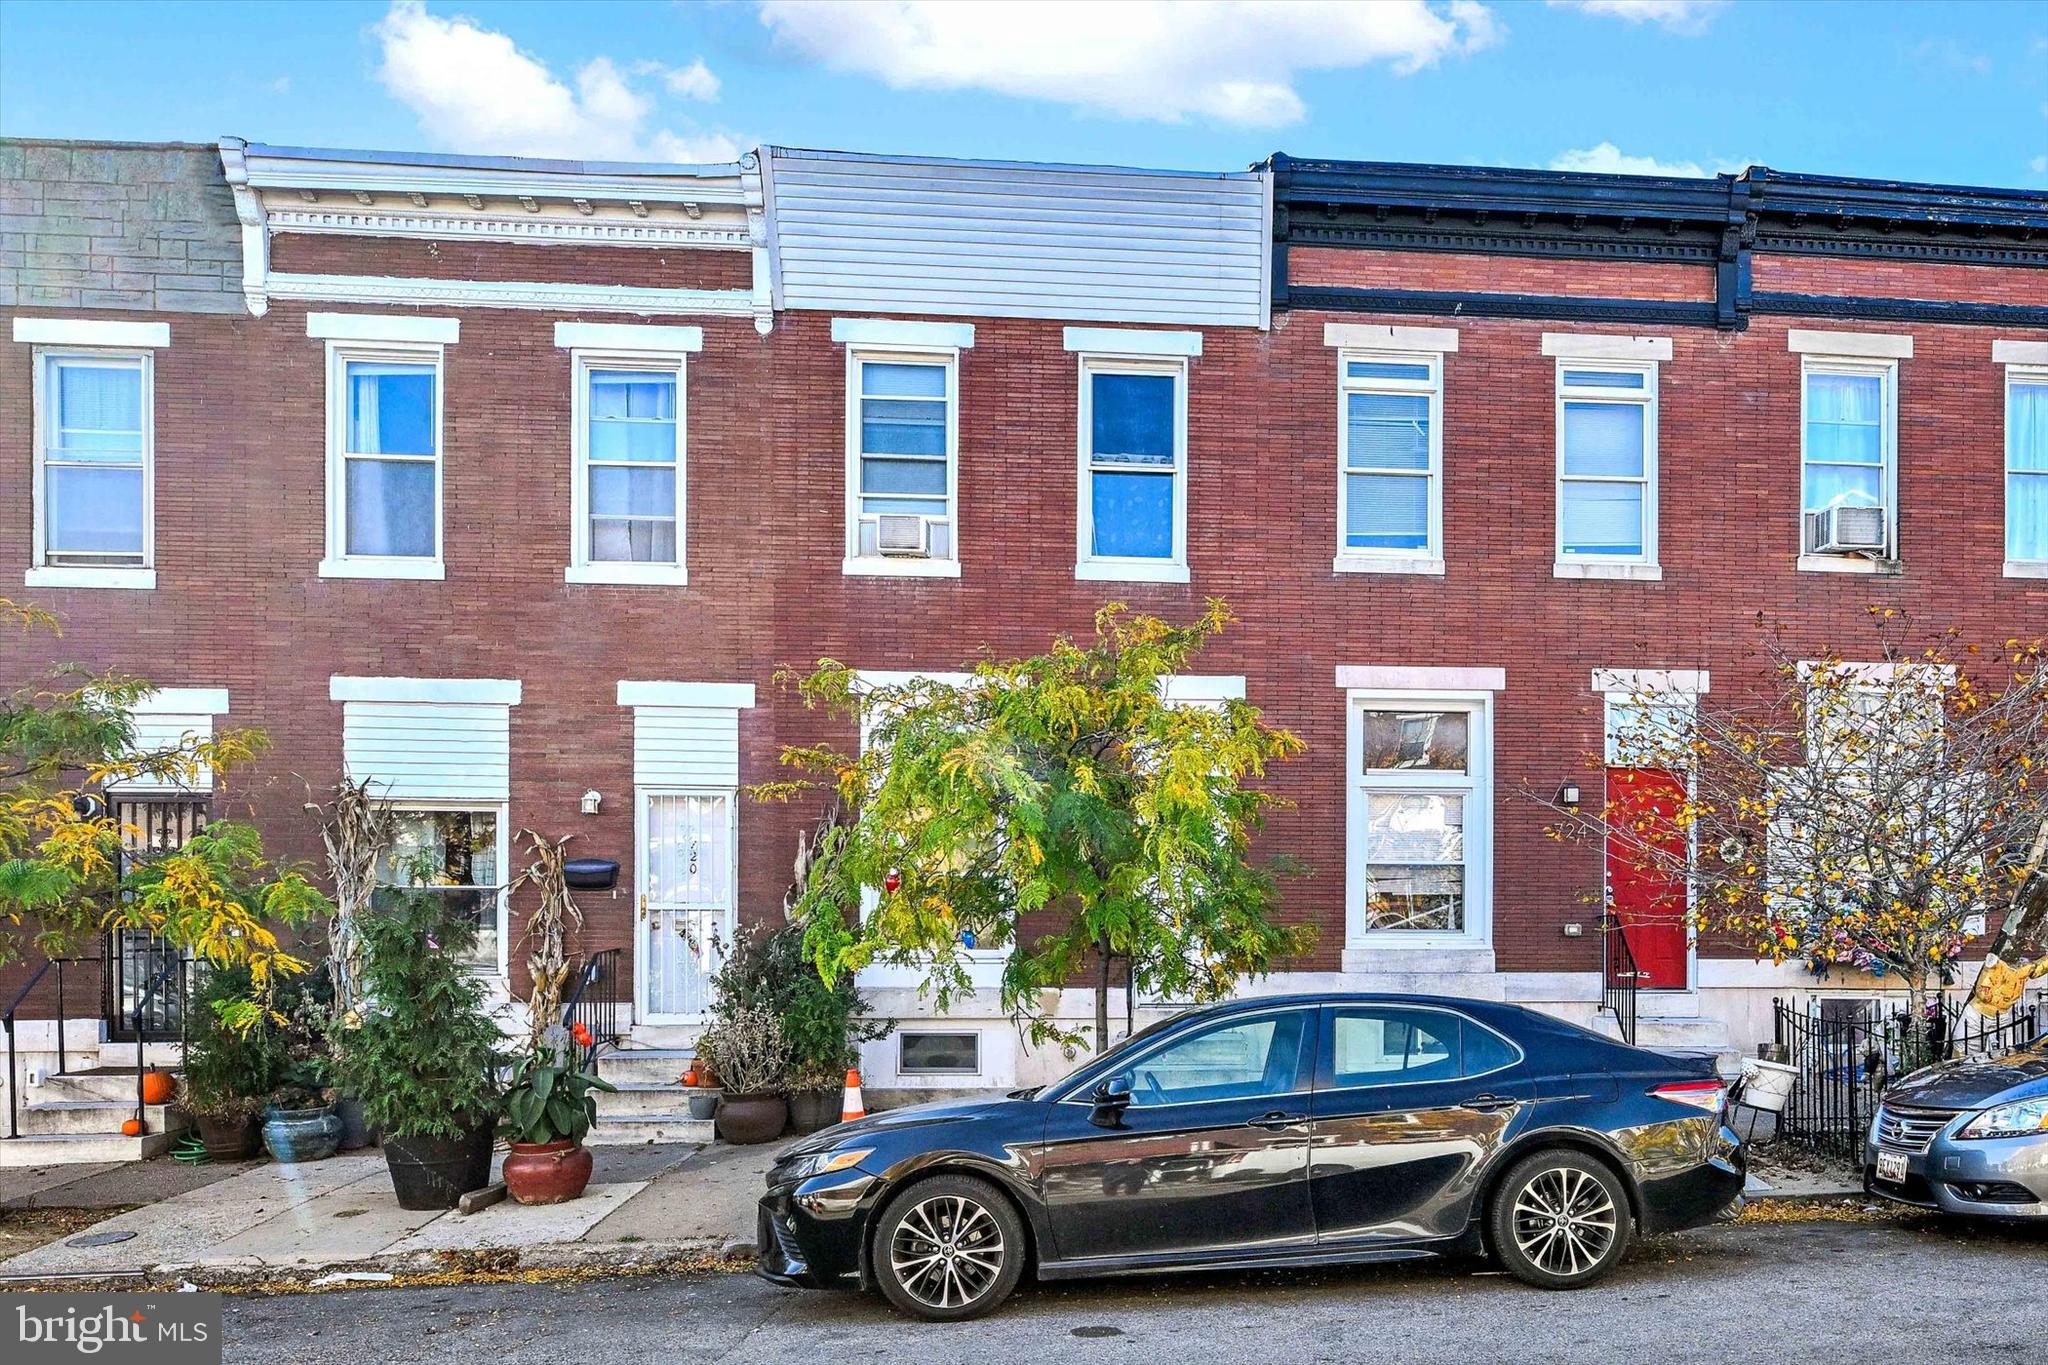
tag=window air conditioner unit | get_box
[1805,505,1887,556]
[875,514,929,557]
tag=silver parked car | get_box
[1865,1034,2048,1215]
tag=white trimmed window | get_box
[30,350,155,590]
[1799,357,1897,568]
[569,355,687,584]
[1077,355,1189,583]
[1556,361,1658,574]
[377,807,507,975]
[844,351,959,577]
[1346,688,1493,949]
[2006,365,2048,571]
[322,343,445,579]
[1335,351,1442,575]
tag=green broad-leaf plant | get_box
[499,1030,616,1146]
[332,884,506,1140]
[761,600,1314,1053]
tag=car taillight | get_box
[1649,1080,1727,1112]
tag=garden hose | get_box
[170,1134,210,1164]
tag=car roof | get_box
[1187,992,1523,1014]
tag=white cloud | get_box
[755,0,1501,128]
[2032,154,2048,179]
[1547,0,1726,34]
[662,57,721,103]
[269,76,292,94]
[1906,37,1991,76]
[372,2,743,162]
[1550,142,1751,179]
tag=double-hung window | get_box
[2007,365,2048,571]
[1799,357,1897,566]
[323,345,444,577]
[570,357,686,583]
[32,351,153,586]
[1335,352,1441,574]
[1077,356,1187,582]
[376,807,506,974]
[1346,689,1493,950]
[845,352,958,573]
[1556,362,1657,573]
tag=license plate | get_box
[1875,1150,1909,1184]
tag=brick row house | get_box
[2,135,2045,1142]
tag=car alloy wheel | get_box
[873,1174,1026,1321]
[1489,1150,1633,1289]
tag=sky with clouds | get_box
[2,0,2043,187]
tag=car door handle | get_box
[1248,1111,1307,1131]
[1467,1094,1519,1112]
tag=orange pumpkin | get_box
[140,1070,175,1106]
[679,1065,699,1087]
[120,1118,144,1137]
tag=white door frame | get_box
[633,785,737,1027]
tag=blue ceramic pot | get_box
[262,1104,343,1163]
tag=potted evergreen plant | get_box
[497,1022,615,1204]
[178,964,280,1161]
[332,885,506,1210]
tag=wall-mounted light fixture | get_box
[580,789,602,816]
[1555,781,1581,810]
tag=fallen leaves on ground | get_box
[0,1206,142,1259]
[1737,1197,1895,1224]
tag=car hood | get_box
[777,1094,1031,1160]
[1886,1046,2048,1109]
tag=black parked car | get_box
[758,993,1746,1319]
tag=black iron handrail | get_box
[1600,916,1642,1046]
[3,957,58,1141]
[561,948,623,1071]
[127,951,190,1130]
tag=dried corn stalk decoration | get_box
[310,776,397,1015]
[513,829,583,1054]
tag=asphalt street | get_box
[213,1213,2048,1365]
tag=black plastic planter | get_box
[382,1123,495,1210]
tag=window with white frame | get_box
[573,356,685,578]
[1348,695,1491,943]
[847,352,957,567]
[1078,356,1186,578]
[1800,358,1896,561]
[34,351,152,573]
[326,345,442,572]
[375,807,506,974]
[1557,362,1657,564]
[1337,353,1441,568]
[2008,367,2048,566]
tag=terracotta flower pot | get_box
[196,1113,259,1161]
[503,1139,595,1205]
[715,1091,788,1144]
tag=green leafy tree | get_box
[763,601,1313,1051]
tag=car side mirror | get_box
[1089,1075,1133,1127]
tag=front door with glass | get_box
[637,790,735,1025]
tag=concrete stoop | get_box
[588,1046,714,1146]
[4,1049,191,1166]
[1590,1009,1742,1077]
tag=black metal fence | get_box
[1600,917,1642,1046]
[563,947,624,1069]
[1770,992,2047,1158]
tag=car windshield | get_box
[1041,1008,1200,1099]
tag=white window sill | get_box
[1333,553,1444,577]
[843,556,962,579]
[1340,942,1495,973]
[1796,553,1900,576]
[1075,559,1191,584]
[24,566,156,591]
[1554,560,1663,582]
[319,557,447,581]
[564,563,689,586]
[2006,561,2048,579]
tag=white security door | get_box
[637,790,735,1025]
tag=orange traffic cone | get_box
[841,1068,866,1123]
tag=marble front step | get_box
[585,1114,715,1146]
[15,1100,185,1138]
[1591,1011,1741,1077]
[93,1041,185,1069]
[0,1128,180,1165]
[29,1067,158,1104]
[593,1082,710,1118]
[593,1047,697,1086]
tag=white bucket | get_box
[1739,1056,1799,1114]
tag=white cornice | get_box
[268,272,755,318]
[264,207,750,250]
[219,138,271,318]
[241,147,750,207]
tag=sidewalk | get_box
[0,1139,774,1287]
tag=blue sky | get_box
[2,1,2044,186]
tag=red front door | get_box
[1604,768,1690,991]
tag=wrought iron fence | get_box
[562,947,624,1070]
[1600,917,1642,1046]
[1770,992,2047,1158]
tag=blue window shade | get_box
[47,466,144,556]
[861,398,946,456]
[1346,391,1429,471]
[1561,483,1645,556]
[52,362,144,457]
[344,459,436,557]
[1346,359,1432,383]
[1092,471,1173,558]
[1345,473,1428,550]
[346,363,435,456]
[1091,372,1175,466]
[1562,369,1645,389]
[588,370,676,463]
[1561,403,1644,478]
[2009,380,2048,561]
[861,362,945,398]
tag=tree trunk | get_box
[1095,933,1111,1055]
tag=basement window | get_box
[899,1032,981,1076]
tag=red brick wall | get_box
[1754,254,2048,307]
[1290,246,1717,302]
[4,242,2048,1016]
[270,233,753,291]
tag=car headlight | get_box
[1958,1099,2048,1140]
[785,1147,874,1181]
